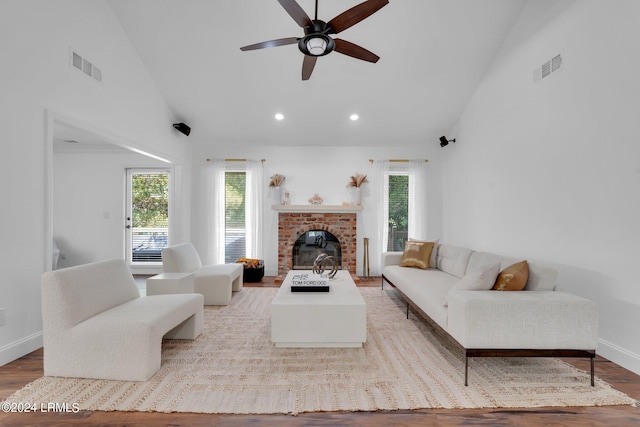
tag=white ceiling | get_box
[107,0,526,147]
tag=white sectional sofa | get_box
[382,243,598,386]
[41,259,204,381]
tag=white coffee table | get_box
[271,270,366,348]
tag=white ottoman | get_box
[194,263,243,305]
[146,273,194,296]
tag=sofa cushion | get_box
[493,260,529,291]
[443,263,500,306]
[436,244,474,279]
[524,261,558,291]
[400,240,435,269]
[383,265,455,329]
[466,252,503,274]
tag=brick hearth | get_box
[278,212,357,276]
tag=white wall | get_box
[0,0,191,365]
[53,149,169,269]
[445,0,640,374]
[191,144,443,277]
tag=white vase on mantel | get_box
[355,187,362,206]
[272,186,281,205]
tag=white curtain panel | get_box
[367,160,390,275]
[245,160,264,259]
[204,159,226,265]
[204,159,264,265]
[408,159,428,241]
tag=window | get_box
[387,174,409,251]
[372,160,428,258]
[224,171,246,263]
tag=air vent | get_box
[533,53,562,83]
[69,48,102,82]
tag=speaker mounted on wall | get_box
[439,136,455,147]
[173,122,191,136]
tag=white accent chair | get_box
[161,243,243,305]
[41,259,203,381]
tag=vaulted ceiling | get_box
[107,0,526,147]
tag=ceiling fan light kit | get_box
[240,0,389,80]
[301,32,334,56]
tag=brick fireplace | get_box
[277,211,358,276]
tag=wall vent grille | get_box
[69,48,102,82]
[534,53,562,83]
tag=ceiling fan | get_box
[240,0,389,80]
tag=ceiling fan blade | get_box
[327,0,389,34]
[277,0,313,28]
[302,55,317,80]
[240,37,299,51]
[334,39,380,63]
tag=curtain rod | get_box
[369,159,428,163]
[206,158,266,163]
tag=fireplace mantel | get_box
[272,205,363,213]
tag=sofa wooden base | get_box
[382,274,596,387]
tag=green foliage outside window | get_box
[225,172,246,227]
[132,173,169,228]
[388,174,409,251]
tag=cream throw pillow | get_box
[443,263,501,306]
[400,240,435,270]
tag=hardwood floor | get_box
[1,277,639,426]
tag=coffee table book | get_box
[290,273,329,292]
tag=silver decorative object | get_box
[313,253,339,278]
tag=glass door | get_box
[125,169,170,265]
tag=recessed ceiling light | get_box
[274,113,284,121]
[350,114,359,121]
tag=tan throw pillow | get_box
[493,260,529,291]
[400,240,435,270]
[409,238,439,269]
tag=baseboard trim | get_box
[0,331,43,367]
[598,338,640,376]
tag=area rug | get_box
[5,288,635,414]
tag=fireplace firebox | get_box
[292,230,342,270]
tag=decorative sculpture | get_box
[308,193,323,205]
[313,253,339,278]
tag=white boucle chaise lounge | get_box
[162,243,243,305]
[41,259,203,382]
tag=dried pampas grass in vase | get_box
[347,173,368,188]
[269,174,285,187]
[347,173,368,206]
[269,174,285,205]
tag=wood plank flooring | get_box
[1,277,639,426]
